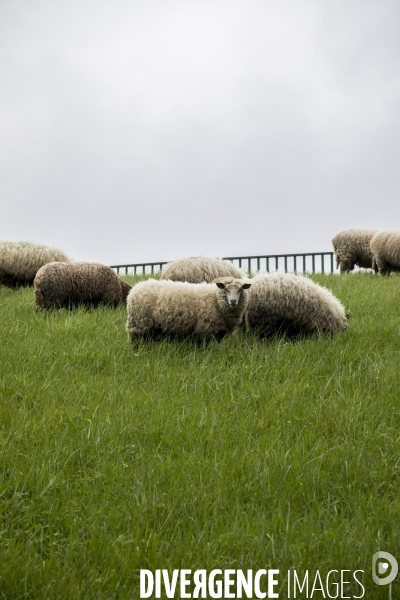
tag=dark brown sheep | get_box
[34,262,132,309]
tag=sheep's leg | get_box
[378,259,391,276]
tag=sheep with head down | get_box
[161,256,245,283]
[0,241,71,288]
[34,262,132,309]
[244,273,348,338]
[331,229,379,272]
[126,277,251,343]
[350,268,376,275]
[370,230,400,275]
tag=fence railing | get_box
[111,261,168,276]
[222,252,337,274]
[111,252,337,276]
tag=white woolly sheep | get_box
[350,268,376,275]
[370,231,400,275]
[161,256,245,283]
[331,229,379,272]
[126,277,251,343]
[0,241,71,288]
[34,262,132,309]
[245,273,348,338]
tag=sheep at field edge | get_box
[161,256,245,283]
[34,262,132,309]
[331,229,379,272]
[351,268,376,275]
[245,273,348,338]
[370,231,400,275]
[126,277,251,343]
[0,241,71,288]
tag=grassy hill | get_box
[0,273,399,599]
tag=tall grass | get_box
[0,273,399,598]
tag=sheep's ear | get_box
[216,282,226,289]
[242,283,251,289]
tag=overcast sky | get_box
[1,0,399,265]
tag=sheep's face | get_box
[216,280,251,308]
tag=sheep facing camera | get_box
[372,551,398,586]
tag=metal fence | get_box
[111,252,337,276]
[111,261,168,276]
[222,252,337,274]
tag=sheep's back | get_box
[34,262,123,305]
[246,273,347,336]
[332,229,377,260]
[370,231,400,267]
[0,241,70,282]
[161,256,244,283]
[127,279,224,335]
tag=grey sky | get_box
[1,0,399,265]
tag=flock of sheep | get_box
[332,228,400,275]
[1,228,399,343]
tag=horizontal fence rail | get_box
[111,252,337,276]
[110,261,168,276]
[222,252,337,274]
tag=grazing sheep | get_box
[161,256,244,283]
[351,267,376,275]
[126,277,251,343]
[245,273,348,338]
[370,231,400,275]
[0,241,71,288]
[331,229,379,272]
[34,262,132,309]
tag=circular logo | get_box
[372,551,398,586]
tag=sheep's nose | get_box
[229,299,237,306]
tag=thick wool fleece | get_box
[245,273,347,338]
[370,231,400,275]
[331,229,379,272]
[126,277,250,342]
[0,241,70,287]
[34,262,132,309]
[161,256,244,283]
[351,268,376,275]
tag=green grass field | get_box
[1,273,399,599]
